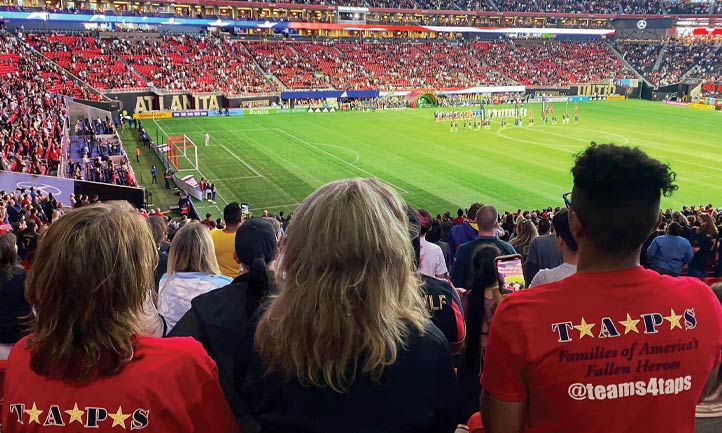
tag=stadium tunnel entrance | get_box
[405,91,439,108]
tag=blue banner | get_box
[0,10,291,29]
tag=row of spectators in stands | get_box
[614,38,722,86]
[10,31,653,95]
[0,32,69,176]
[2,144,722,433]
[1,0,720,15]
[24,33,148,91]
[117,33,278,95]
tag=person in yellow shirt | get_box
[211,203,244,278]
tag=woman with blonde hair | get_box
[241,178,459,433]
[510,218,539,261]
[158,221,232,332]
[1,202,239,432]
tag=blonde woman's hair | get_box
[166,221,221,275]
[510,219,539,250]
[255,178,429,393]
[25,202,157,379]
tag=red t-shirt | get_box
[481,267,722,433]
[1,336,240,433]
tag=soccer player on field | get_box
[481,144,722,433]
[574,102,580,124]
[204,132,210,147]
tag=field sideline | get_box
[143,100,722,217]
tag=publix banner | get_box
[107,91,226,115]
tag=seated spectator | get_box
[158,222,232,332]
[426,218,452,271]
[1,202,240,432]
[240,178,459,433]
[170,218,278,433]
[0,232,31,359]
[529,208,578,287]
[646,222,694,277]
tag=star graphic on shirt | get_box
[109,406,131,429]
[64,403,85,424]
[664,309,683,330]
[618,314,640,334]
[26,402,44,424]
[574,317,595,339]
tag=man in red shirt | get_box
[481,144,722,433]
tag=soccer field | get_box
[144,100,722,217]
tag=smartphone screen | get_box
[241,203,250,218]
[495,254,526,294]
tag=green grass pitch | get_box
[143,100,722,217]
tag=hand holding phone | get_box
[495,254,526,294]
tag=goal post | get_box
[167,134,199,172]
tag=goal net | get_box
[167,134,198,172]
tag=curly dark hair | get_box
[570,143,677,256]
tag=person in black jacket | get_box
[240,179,459,433]
[169,218,277,433]
[0,232,31,359]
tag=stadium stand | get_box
[118,34,277,94]
[24,33,148,91]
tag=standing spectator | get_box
[451,205,515,289]
[689,213,719,278]
[529,208,578,287]
[453,208,465,225]
[510,219,539,263]
[481,144,722,433]
[696,283,722,433]
[211,202,244,278]
[449,203,483,256]
[171,218,279,433]
[147,215,169,291]
[158,222,232,332]
[646,222,694,277]
[200,213,213,228]
[426,219,452,271]
[525,217,562,283]
[457,243,503,422]
[242,179,459,433]
[408,207,464,352]
[1,202,240,433]
[417,208,448,279]
[151,165,157,184]
[0,233,31,360]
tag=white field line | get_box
[218,143,263,178]
[272,128,410,194]
[152,119,228,210]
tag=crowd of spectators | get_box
[117,33,277,95]
[24,33,148,91]
[1,144,722,433]
[0,32,74,176]
[246,41,331,90]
